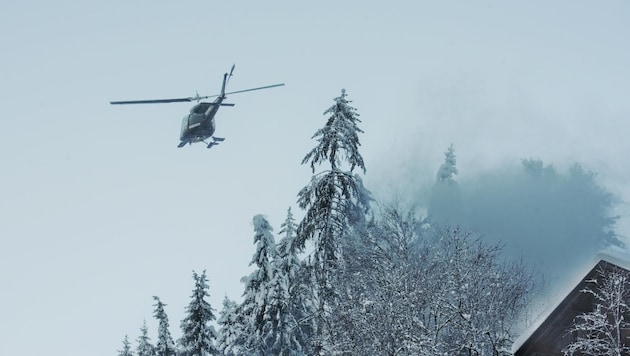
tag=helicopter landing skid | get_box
[206,137,225,149]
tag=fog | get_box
[430,154,619,281]
[364,71,629,311]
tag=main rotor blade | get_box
[110,82,284,104]
[225,83,285,96]
[197,83,285,100]
[110,97,193,105]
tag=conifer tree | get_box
[152,296,177,356]
[429,144,463,225]
[296,89,369,254]
[136,320,156,356]
[216,297,244,356]
[436,143,458,184]
[296,89,370,353]
[239,215,277,354]
[268,207,311,355]
[179,271,218,356]
[119,335,134,356]
[277,209,301,305]
[301,89,365,173]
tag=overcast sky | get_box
[1,1,629,355]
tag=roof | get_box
[513,251,630,355]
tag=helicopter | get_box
[110,65,284,148]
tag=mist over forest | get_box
[422,145,621,299]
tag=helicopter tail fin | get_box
[220,64,235,98]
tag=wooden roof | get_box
[513,253,630,355]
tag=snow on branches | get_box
[302,89,365,174]
[563,266,630,356]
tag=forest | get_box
[117,89,620,356]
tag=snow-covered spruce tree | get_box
[238,215,278,354]
[436,143,458,184]
[179,270,218,356]
[119,334,134,356]
[216,296,244,356]
[267,207,312,355]
[563,266,630,356]
[152,296,177,356]
[136,320,156,356]
[429,144,463,226]
[296,89,370,353]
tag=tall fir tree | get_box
[119,335,134,356]
[268,207,311,355]
[297,89,369,253]
[301,89,365,173]
[216,296,244,356]
[152,296,177,356]
[239,214,278,354]
[296,89,370,353]
[436,143,458,184]
[429,144,463,226]
[136,320,156,356]
[179,271,218,356]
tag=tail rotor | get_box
[227,64,235,84]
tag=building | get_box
[513,253,630,355]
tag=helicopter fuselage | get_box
[179,101,221,145]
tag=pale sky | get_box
[1,1,629,355]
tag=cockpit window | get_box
[191,103,211,114]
